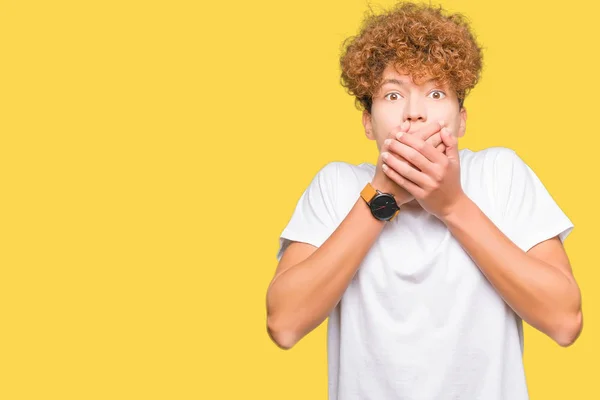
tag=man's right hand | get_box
[371,121,447,205]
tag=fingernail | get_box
[401,121,410,130]
[396,132,404,140]
[381,152,389,160]
[384,138,392,146]
[439,120,446,127]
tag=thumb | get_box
[400,120,410,133]
[441,127,459,160]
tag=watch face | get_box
[370,194,399,220]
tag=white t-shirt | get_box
[276,146,574,400]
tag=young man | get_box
[266,2,583,399]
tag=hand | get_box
[381,124,465,219]
[384,121,448,169]
[373,121,448,205]
[372,121,413,204]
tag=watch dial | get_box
[371,194,398,220]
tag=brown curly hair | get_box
[339,2,483,113]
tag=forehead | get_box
[380,65,438,87]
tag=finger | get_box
[386,120,411,142]
[381,121,419,170]
[381,163,425,199]
[384,138,418,170]
[388,138,431,172]
[381,151,432,188]
[441,127,459,160]
[390,133,440,176]
[400,120,410,133]
[413,121,443,142]
[435,143,447,153]
[396,131,445,166]
[425,132,443,149]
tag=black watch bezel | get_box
[369,192,400,221]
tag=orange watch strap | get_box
[361,182,400,221]
[360,182,378,203]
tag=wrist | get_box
[438,193,473,225]
[370,178,395,196]
[370,179,411,205]
[362,181,401,222]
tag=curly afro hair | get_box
[340,2,483,113]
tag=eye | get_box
[384,92,402,101]
[428,90,446,100]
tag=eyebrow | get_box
[380,77,440,87]
[381,78,405,87]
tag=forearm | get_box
[267,197,385,349]
[440,195,582,346]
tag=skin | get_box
[363,65,466,209]
[266,64,582,349]
[365,65,583,346]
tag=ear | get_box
[362,110,375,140]
[457,107,467,138]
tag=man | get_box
[265,2,583,399]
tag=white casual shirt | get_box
[276,146,574,400]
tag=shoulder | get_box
[460,146,517,166]
[313,160,374,183]
[309,161,374,212]
[458,147,526,221]
[468,147,538,203]
[460,146,525,180]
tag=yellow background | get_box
[1,0,597,398]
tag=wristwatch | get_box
[360,182,400,221]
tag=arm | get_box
[440,195,583,347]
[266,122,440,350]
[381,126,582,347]
[266,195,387,350]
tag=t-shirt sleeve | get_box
[495,149,574,253]
[276,162,340,261]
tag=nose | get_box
[403,97,426,123]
